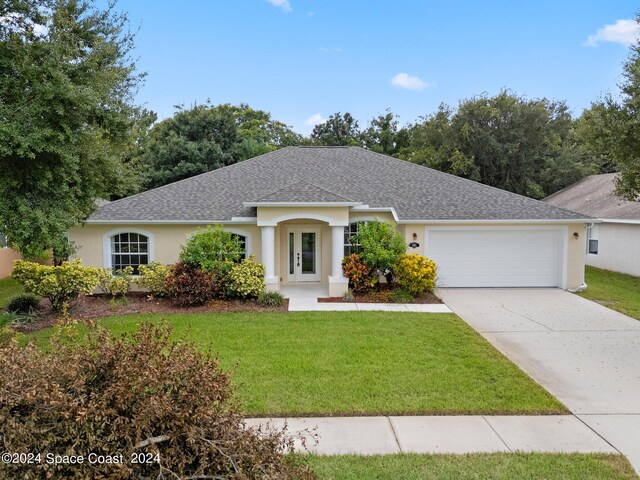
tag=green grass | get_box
[304,453,638,480]
[578,266,640,320]
[0,277,23,309]
[29,312,566,416]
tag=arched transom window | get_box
[110,232,149,274]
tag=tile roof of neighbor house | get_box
[89,147,588,222]
[545,173,640,220]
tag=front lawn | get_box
[578,266,640,320]
[305,453,638,480]
[0,277,23,309]
[30,312,566,416]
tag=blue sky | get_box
[116,0,639,134]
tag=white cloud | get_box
[265,0,292,13]
[304,113,325,126]
[584,19,639,47]
[390,72,433,91]
[319,47,342,53]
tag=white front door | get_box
[287,227,321,282]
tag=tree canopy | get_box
[399,91,599,199]
[309,112,361,146]
[0,0,144,257]
[576,16,640,201]
[135,103,302,190]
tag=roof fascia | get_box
[243,201,362,207]
[395,218,597,224]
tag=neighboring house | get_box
[0,234,21,279]
[69,147,591,295]
[545,173,640,277]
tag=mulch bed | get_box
[13,292,288,333]
[318,286,443,304]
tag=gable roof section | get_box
[89,147,588,223]
[545,173,640,220]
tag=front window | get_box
[231,234,247,260]
[344,221,366,256]
[587,225,599,255]
[110,232,149,274]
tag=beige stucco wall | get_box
[69,224,263,268]
[586,223,640,277]
[69,216,587,291]
[0,248,22,278]
[257,206,349,226]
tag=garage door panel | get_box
[426,229,561,288]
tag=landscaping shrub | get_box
[391,288,415,303]
[394,254,437,295]
[6,294,39,314]
[0,309,37,326]
[12,260,102,311]
[342,253,377,291]
[258,291,285,307]
[342,289,355,302]
[180,225,243,275]
[137,262,171,297]
[0,323,314,480]
[164,262,215,307]
[227,256,265,299]
[97,267,135,297]
[356,220,406,283]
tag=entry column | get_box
[261,226,279,291]
[329,225,349,297]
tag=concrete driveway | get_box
[439,288,640,472]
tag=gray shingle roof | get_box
[545,173,640,220]
[89,147,587,222]
[252,181,357,203]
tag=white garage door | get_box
[425,228,563,287]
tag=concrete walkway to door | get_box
[439,288,640,473]
[280,284,452,312]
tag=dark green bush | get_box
[164,262,215,307]
[258,291,285,307]
[0,323,314,479]
[179,225,243,274]
[6,294,39,313]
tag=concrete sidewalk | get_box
[246,415,617,455]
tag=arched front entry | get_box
[256,206,350,296]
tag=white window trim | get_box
[225,228,253,257]
[586,225,599,256]
[102,228,155,272]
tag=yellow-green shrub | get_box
[96,266,135,297]
[393,254,437,295]
[137,262,171,297]
[226,256,265,299]
[12,260,103,310]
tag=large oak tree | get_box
[0,0,144,257]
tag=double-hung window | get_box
[587,225,599,255]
